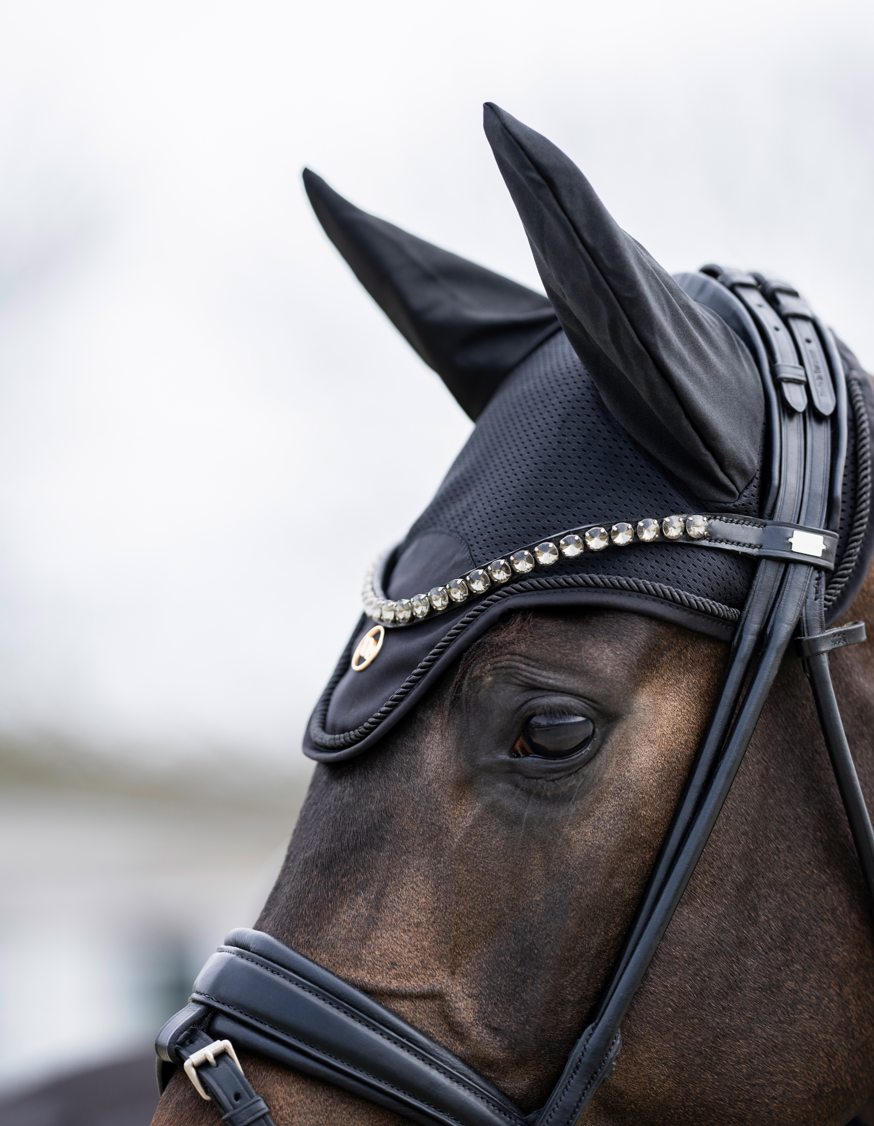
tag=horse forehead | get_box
[448,611,724,716]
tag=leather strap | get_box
[762,279,837,417]
[157,929,527,1126]
[173,1028,274,1126]
[796,620,867,658]
[772,277,874,912]
[700,516,837,568]
[530,265,842,1125]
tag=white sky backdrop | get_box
[0,0,872,766]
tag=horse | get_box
[151,105,874,1126]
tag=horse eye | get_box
[511,714,595,759]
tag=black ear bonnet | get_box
[302,106,874,761]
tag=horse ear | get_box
[482,104,764,503]
[303,169,560,421]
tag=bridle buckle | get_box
[183,1038,244,1100]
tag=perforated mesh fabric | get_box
[401,332,759,613]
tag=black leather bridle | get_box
[155,269,874,1126]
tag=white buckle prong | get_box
[183,1039,244,1101]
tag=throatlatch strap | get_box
[799,587,874,911]
[157,929,527,1126]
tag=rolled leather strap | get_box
[157,928,527,1126]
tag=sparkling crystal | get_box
[662,515,685,540]
[447,578,469,602]
[381,600,396,622]
[488,559,512,583]
[394,599,412,624]
[560,534,584,558]
[585,526,609,551]
[510,549,535,574]
[685,515,708,540]
[467,568,491,594]
[411,594,431,619]
[370,600,384,621]
[636,518,660,542]
[534,541,559,565]
[429,586,449,611]
[611,522,634,547]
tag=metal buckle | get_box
[183,1039,244,1101]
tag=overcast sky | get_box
[0,0,871,766]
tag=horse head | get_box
[152,106,874,1126]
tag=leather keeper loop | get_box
[772,363,807,384]
[772,362,809,411]
[710,265,759,288]
[796,621,867,659]
[770,291,814,320]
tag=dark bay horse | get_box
[152,106,874,1126]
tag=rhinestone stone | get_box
[686,515,708,539]
[611,522,634,546]
[411,594,431,619]
[467,569,491,594]
[585,526,609,551]
[370,600,384,621]
[429,586,449,611]
[560,534,584,557]
[488,559,512,584]
[510,549,535,574]
[394,599,412,624]
[534,542,559,565]
[381,600,396,623]
[663,515,685,540]
[637,518,660,542]
[447,578,469,602]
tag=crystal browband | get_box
[362,515,839,627]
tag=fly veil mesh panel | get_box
[402,332,760,615]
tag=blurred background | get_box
[0,0,872,1119]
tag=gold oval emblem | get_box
[351,625,385,672]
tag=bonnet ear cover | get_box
[303,169,560,421]
[483,103,764,503]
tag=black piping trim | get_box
[825,374,871,610]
